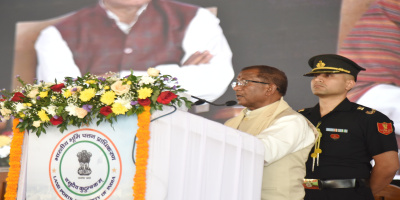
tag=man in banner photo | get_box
[225,65,317,200]
[300,54,399,200]
[35,0,234,102]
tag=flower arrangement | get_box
[0,68,192,136]
[0,68,192,199]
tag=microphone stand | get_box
[191,96,237,106]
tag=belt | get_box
[303,178,368,190]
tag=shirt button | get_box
[124,48,133,54]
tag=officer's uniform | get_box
[300,54,398,200]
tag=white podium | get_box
[18,107,265,200]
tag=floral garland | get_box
[0,68,192,199]
[4,119,24,200]
[133,105,151,199]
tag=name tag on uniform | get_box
[326,128,348,133]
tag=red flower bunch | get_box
[50,116,64,125]
[100,106,113,116]
[138,98,151,106]
[50,83,65,93]
[157,91,177,104]
[11,92,25,102]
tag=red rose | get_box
[100,106,113,116]
[0,95,6,102]
[50,83,65,93]
[50,116,63,125]
[11,92,25,102]
[138,98,151,106]
[157,91,178,104]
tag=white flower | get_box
[27,88,39,98]
[111,81,130,95]
[44,105,57,116]
[139,76,155,86]
[0,145,10,158]
[65,104,79,116]
[33,120,41,128]
[0,102,4,107]
[115,97,132,110]
[0,108,11,116]
[15,102,27,113]
[147,68,160,77]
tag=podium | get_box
[17,107,265,199]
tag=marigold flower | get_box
[100,91,116,105]
[137,88,153,99]
[79,88,96,102]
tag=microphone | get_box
[191,95,237,106]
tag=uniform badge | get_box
[357,106,364,110]
[377,122,393,135]
[298,108,305,112]
[366,109,376,114]
[330,134,340,140]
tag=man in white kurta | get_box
[225,65,316,200]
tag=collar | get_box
[307,98,353,118]
[99,1,148,34]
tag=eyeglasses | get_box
[231,80,270,88]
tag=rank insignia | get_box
[377,122,393,135]
[298,108,305,112]
[357,106,364,110]
[366,109,376,114]
[330,134,340,140]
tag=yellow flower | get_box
[39,91,48,98]
[37,109,50,122]
[137,88,153,99]
[127,81,132,85]
[100,91,116,105]
[63,90,72,98]
[23,103,32,107]
[79,88,96,102]
[104,86,110,90]
[112,103,128,115]
[19,113,25,118]
[51,96,56,100]
[85,80,96,84]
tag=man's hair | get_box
[242,65,288,96]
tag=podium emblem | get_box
[49,128,122,199]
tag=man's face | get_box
[311,73,353,97]
[233,69,269,110]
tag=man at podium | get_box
[225,65,317,200]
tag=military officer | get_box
[299,54,399,200]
